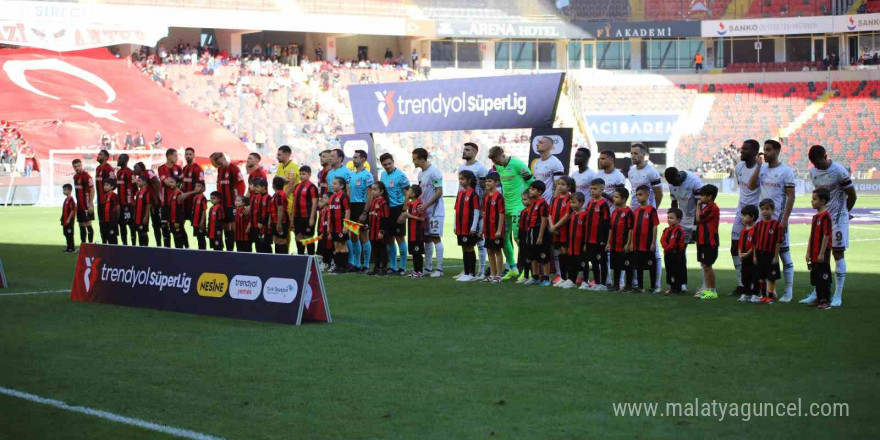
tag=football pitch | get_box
[2,194,880,439]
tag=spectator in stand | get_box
[411,49,419,67]
[135,131,146,149]
[695,52,703,73]
[315,44,324,62]
[154,131,162,149]
[823,56,831,70]
[384,48,394,63]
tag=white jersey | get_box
[809,161,853,225]
[628,163,663,210]
[458,161,489,199]
[418,164,445,218]
[669,171,703,230]
[533,155,564,203]
[597,168,626,213]
[570,167,596,196]
[759,163,796,222]
[735,161,761,213]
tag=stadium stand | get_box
[744,0,831,18]
[725,61,826,73]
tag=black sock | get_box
[567,257,580,282]
[224,229,235,251]
[118,224,128,245]
[613,269,621,288]
[336,252,348,270]
[635,270,644,290]
[649,266,657,289]
[79,226,86,244]
[275,243,288,254]
[295,241,305,255]
[86,226,94,243]
[413,253,423,272]
[139,232,149,247]
[196,233,206,250]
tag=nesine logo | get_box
[717,22,727,35]
[229,275,262,300]
[375,90,396,127]
[197,272,228,297]
[263,277,299,304]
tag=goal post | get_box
[38,149,166,206]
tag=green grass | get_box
[2,197,880,439]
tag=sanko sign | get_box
[702,16,833,37]
[833,14,880,32]
[348,73,564,133]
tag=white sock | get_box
[654,249,662,288]
[425,241,434,272]
[834,258,846,297]
[732,256,743,287]
[435,242,444,270]
[553,249,561,276]
[478,241,487,276]
[781,250,794,295]
[606,251,612,284]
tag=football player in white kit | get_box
[598,150,627,285]
[758,140,796,302]
[532,137,565,204]
[459,142,490,280]
[801,145,857,307]
[570,148,596,196]
[664,167,702,291]
[628,143,664,289]
[413,148,445,277]
[730,140,762,296]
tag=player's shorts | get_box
[120,205,133,225]
[586,244,606,265]
[389,205,405,237]
[160,206,171,227]
[76,209,93,223]
[136,222,149,233]
[457,234,479,247]
[697,245,719,266]
[731,211,745,241]
[484,237,503,249]
[349,202,365,224]
[293,217,314,236]
[552,228,568,246]
[408,241,424,255]
[809,262,832,297]
[100,222,118,238]
[633,251,655,270]
[756,251,781,281]
[610,251,631,270]
[210,237,223,250]
[223,207,234,223]
[527,228,552,263]
[832,215,849,251]
[272,222,291,239]
[331,231,347,242]
[424,215,444,237]
[97,203,105,223]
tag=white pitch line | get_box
[0,289,70,297]
[0,386,227,440]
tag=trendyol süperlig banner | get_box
[70,244,330,325]
[348,73,564,133]
[338,133,378,180]
[529,128,573,175]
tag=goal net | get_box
[37,149,166,206]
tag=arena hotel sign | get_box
[436,21,566,39]
[702,16,833,37]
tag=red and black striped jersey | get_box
[249,194,265,228]
[632,205,659,252]
[73,171,94,210]
[454,188,479,236]
[327,192,350,234]
[567,211,588,256]
[292,181,319,218]
[208,204,224,239]
[608,206,634,252]
[116,167,135,205]
[697,202,720,247]
[519,207,530,234]
[168,189,184,225]
[808,210,832,262]
[157,164,182,207]
[95,163,115,201]
[738,226,757,254]
[217,163,245,208]
[134,187,150,225]
[319,207,330,236]
[584,198,611,245]
[482,191,505,240]
[317,167,330,195]
[182,163,205,194]
[61,196,76,226]
[407,200,425,243]
[525,198,549,230]
[192,194,207,226]
[101,192,119,223]
[248,167,267,183]
[269,191,289,225]
[368,196,390,241]
[661,224,686,252]
[234,207,250,241]
[754,219,783,253]
[137,169,161,205]
[549,195,571,240]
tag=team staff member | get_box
[379,153,411,275]
[211,152,246,251]
[349,150,374,272]
[488,146,533,281]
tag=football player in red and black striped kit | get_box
[180,147,205,230]
[582,179,611,290]
[631,186,659,293]
[94,150,115,244]
[61,184,77,252]
[116,154,136,246]
[608,188,634,291]
[249,179,271,253]
[207,192,225,251]
[100,179,120,245]
[524,181,552,286]
[166,176,187,249]
[403,185,426,277]
[661,208,687,295]
[210,152,246,251]
[565,192,588,288]
[807,189,833,309]
[157,149,183,248]
[72,159,95,245]
[234,195,252,252]
[292,166,319,255]
[755,199,783,301]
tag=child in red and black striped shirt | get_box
[583,179,611,290]
[548,177,573,286]
[737,204,760,302]
[755,198,783,302]
[367,182,391,275]
[515,191,532,283]
[608,188,634,291]
[403,185,426,277]
[807,189,833,309]
[481,174,505,283]
[208,192,224,251]
[565,192,588,288]
[631,186,659,293]
[234,196,251,252]
[696,184,720,299]
[100,180,120,245]
[166,176,188,249]
[61,184,77,252]
[455,171,481,281]
[191,182,207,250]
[661,208,687,295]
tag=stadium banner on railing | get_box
[571,20,701,39]
[339,133,378,180]
[702,16,833,37]
[529,128,573,175]
[583,114,680,142]
[348,73,564,133]
[70,244,330,325]
[0,20,167,52]
[833,14,880,33]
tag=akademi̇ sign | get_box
[71,245,330,325]
[702,16,833,37]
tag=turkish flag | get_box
[0,48,250,161]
